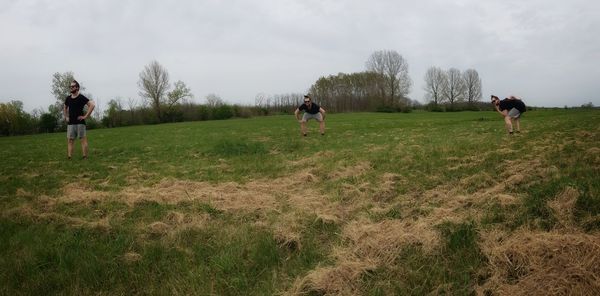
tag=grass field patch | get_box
[1,110,598,295]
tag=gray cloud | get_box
[1,0,599,112]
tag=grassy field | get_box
[1,109,599,295]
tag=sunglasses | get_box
[304,100,310,103]
[70,85,78,88]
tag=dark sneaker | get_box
[82,156,88,160]
[303,133,307,137]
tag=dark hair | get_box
[72,80,80,88]
[490,95,499,101]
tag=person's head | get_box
[70,80,80,94]
[303,95,311,106]
[491,95,500,106]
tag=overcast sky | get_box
[1,0,599,112]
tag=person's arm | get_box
[78,101,95,121]
[63,103,69,123]
[494,104,506,117]
[319,107,326,120]
[294,108,301,121]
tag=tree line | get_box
[301,51,486,113]
[2,49,546,136]
[307,50,415,113]
[423,66,483,111]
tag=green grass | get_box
[360,221,485,295]
[1,109,598,295]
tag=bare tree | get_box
[423,66,448,105]
[366,51,387,104]
[462,69,482,104]
[138,60,170,121]
[255,93,268,108]
[384,51,411,104]
[127,97,137,121]
[127,97,137,110]
[205,93,224,107]
[89,95,101,120]
[444,68,465,106]
[366,50,411,106]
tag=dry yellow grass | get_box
[479,229,600,296]
[5,126,598,296]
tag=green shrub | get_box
[213,105,234,120]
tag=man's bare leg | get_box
[81,137,88,158]
[514,118,521,132]
[319,120,325,135]
[300,121,307,136]
[504,116,513,134]
[67,138,74,159]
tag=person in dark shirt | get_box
[294,95,326,136]
[491,95,526,134]
[63,80,95,159]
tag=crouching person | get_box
[294,95,326,136]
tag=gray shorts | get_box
[302,112,323,122]
[508,108,521,119]
[67,124,87,139]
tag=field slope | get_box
[1,110,599,295]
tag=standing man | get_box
[64,80,95,159]
[491,95,526,135]
[295,95,326,136]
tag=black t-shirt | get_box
[298,102,321,114]
[64,94,90,125]
[498,99,526,113]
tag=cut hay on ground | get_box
[547,187,580,229]
[329,161,372,180]
[479,229,600,296]
[286,260,377,296]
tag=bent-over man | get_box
[491,95,526,135]
[294,95,326,136]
